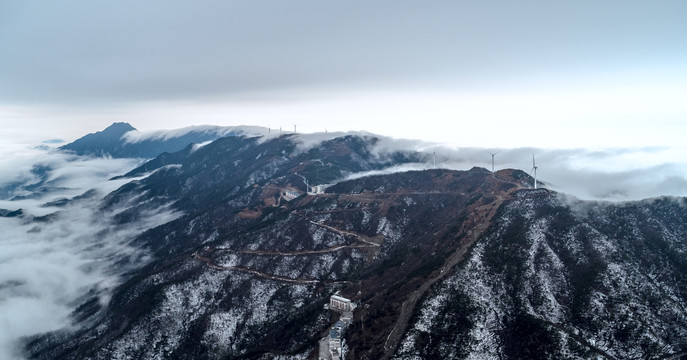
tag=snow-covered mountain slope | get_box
[396,193,687,359]
[59,122,257,158]
[16,130,687,360]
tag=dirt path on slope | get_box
[308,220,382,247]
[193,220,378,284]
[211,220,381,256]
[381,187,522,359]
[214,243,374,256]
[193,252,351,285]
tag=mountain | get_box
[0,122,254,200]
[23,132,687,360]
[395,194,687,359]
[59,122,251,158]
[59,122,136,157]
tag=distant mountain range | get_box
[16,123,687,359]
[59,122,256,158]
[0,123,258,200]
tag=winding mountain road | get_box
[193,252,351,285]
[193,220,379,285]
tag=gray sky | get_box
[7,0,684,105]
[1,1,686,142]
[0,0,686,196]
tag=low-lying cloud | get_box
[0,146,181,360]
[296,132,687,201]
[438,147,687,201]
[121,125,268,144]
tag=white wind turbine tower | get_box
[433,147,436,168]
[488,152,497,173]
[531,154,539,189]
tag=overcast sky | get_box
[1,3,686,357]
[0,1,685,144]
[0,1,686,189]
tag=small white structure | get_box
[329,329,342,351]
[330,293,354,312]
[320,294,354,360]
[340,310,353,323]
[329,321,346,360]
[320,320,348,360]
[330,349,341,360]
[282,189,302,201]
[308,184,325,195]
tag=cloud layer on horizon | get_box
[298,133,687,201]
[433,147,687,201]
[1,1,685,159]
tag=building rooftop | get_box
[330,294,351,302]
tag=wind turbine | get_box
[488,152,497,173]
[433,147,436,168]
[531,154,538,189]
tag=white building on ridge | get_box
[330,294,355,312]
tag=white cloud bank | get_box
[296,133,687,201]
[0,146,181,360]
[121,124,268,144]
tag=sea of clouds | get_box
[292,131,687,201]
[0,143,181,360]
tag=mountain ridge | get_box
[18,128,687,360]
[59,122,251,158]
